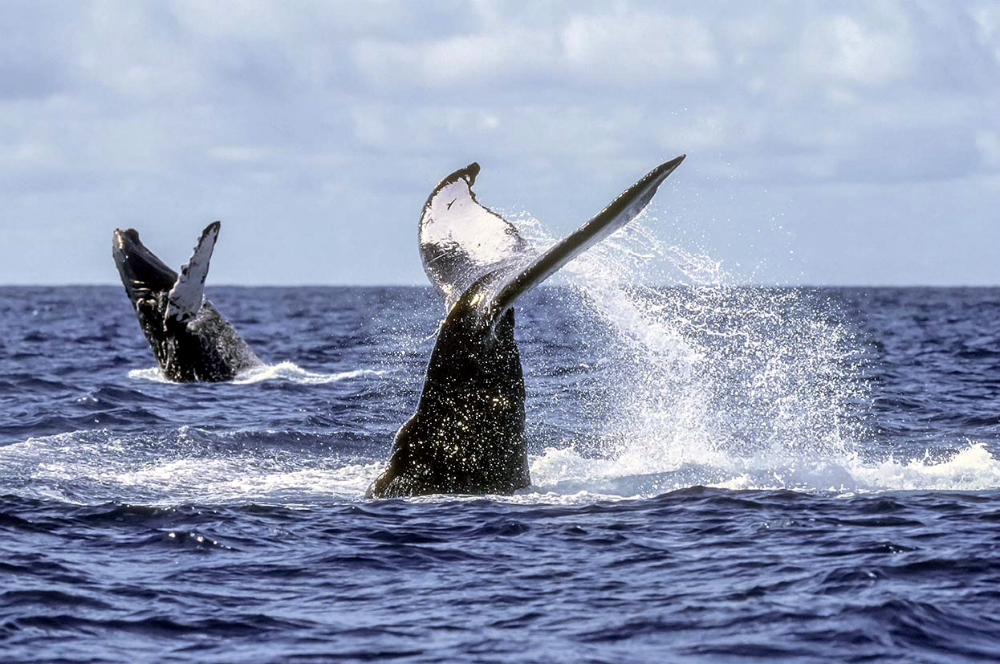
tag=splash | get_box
[510,211,1000,496]
[0,428,378,506]
[526,441,1000,498]
[129,362,383,385]
[3,428,996,507]
[850,442,1000,492]
[128,367,173,383]
[232,363,383,385]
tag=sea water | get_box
[1,242,998,662]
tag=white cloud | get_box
[72,3,209,101]
[0,141,57,168]
[0,1,998,285]
[976,131,1000,168]
[355,28,558,89]
[972,3,1000,64]
[170,0,302,40]
[354,10,718,91]
[207,146,273,164]
[798,14,914,85]
[561,12,718,82]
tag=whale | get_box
[112,222,261,382]
[367,155,685,498]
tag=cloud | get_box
[977,131,1000,168]
[355,28,558,90]
[972,3,1000,64]
[207,145,274,165]
[353,10,719,91]
[797,14,915,86]
[0,1,998,285]
[561,12,718,82]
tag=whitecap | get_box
[232,362,383,385]
[128,362,383,385]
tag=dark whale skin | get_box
[367,280,528,498]
[113,226,259,383]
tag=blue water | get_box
[1,284,999,663]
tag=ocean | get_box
[1,278,998,662]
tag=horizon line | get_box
[0,282,997,289]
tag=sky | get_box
[1,0,998,286]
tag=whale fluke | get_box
[488,155,685,319]
[419,162,531,310]
[369,156,686,498]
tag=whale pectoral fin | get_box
[486,155,685,318]
[166,221,221,324]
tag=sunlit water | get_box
[1,272,998,661]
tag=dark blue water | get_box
[1,285,999,663]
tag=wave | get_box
[527,441,1000,498]
[2,426,997,509]
[0,428,379,506]
[232,363,384,385]
[129,362,383,385]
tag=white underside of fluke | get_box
[419,157,685,320]
[419,176,530,310]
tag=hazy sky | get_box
[1,1,998,285]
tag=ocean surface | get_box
[1,278,999,662]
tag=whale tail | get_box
[486,155,684,318]
[165,222,221,324]
[423,156,685,324]
[418,163,531,310]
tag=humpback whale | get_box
[367,156,685,498]
[113,222,260,382]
